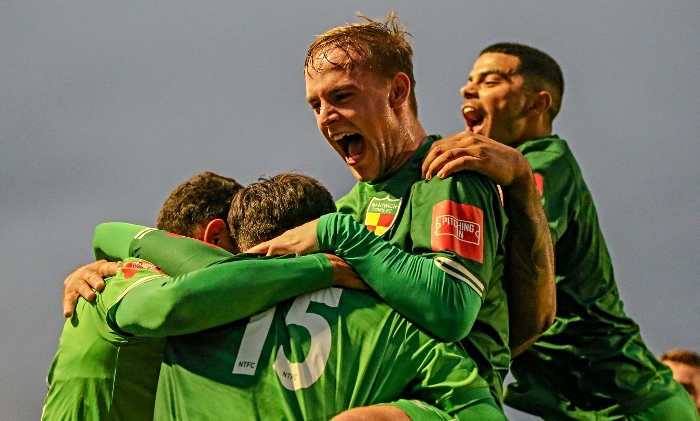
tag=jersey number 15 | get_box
[232,288,343,391]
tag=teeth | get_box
[331,133,355,141]
[463,106,475,115]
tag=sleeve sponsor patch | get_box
[534,173,544,197]
[431,200,483,263]
[121,260,165,279]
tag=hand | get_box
[324,254,371,291]
[422,131,531,188]
[62,260,121,318]
[246,219,321,256]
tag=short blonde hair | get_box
[305,11,418,116]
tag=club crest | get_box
[364,196,402,236]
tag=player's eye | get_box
[334,92,352,103]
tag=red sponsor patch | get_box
[121,260,165,279]
[533,173,544,197]
[431,200,483,263]
[165,232,220,248]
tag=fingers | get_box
[61,260,115,318]
[423,134,484,179]
[435,155,481,179]
[425,148,482,180]
[63,294,77,318]
[246,242,270,255]
[266,244,288,257]
[62,284,96,318]
[97,261,121,278]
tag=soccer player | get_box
[660,349,700,414]
[249,13,555,404]
[93,173,507,420]
[43,172,243,420]
[63,12,555,409]
[45,172,357,420]
[422,42,699,419]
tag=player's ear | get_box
[389,72,411,109]
[528,90,552,118]
[202,219,228,246]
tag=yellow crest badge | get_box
[364,196,402,236]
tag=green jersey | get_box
[92,223,336,339]
[335,135,509,402]
[42,224,337,421]
[42,258,169,421]
[155,288,492,420]
[101,221,500,420]
[504,135,683,418]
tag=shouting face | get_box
[460,52,534,147]
[305,47,411,182]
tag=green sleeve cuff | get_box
[93,222,148,261]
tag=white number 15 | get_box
[232,288,343,391]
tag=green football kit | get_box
[335,135,510,403]
[43,227,341,421]
[94,220,506,420]
[42,258,169,421]
[504,135,697,420]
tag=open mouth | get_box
[462,106,485,134]
[333,133,365,164]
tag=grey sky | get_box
[1,2,698,420]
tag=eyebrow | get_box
[306,83,356,105]
[469,70,515,83]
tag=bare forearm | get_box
[502,173,556,357]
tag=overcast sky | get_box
[1,2,698,420]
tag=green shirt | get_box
[97,221,498,420]
[504,135,682,417]
[155,288,492,420]
[93,223,336,339]
[335,135,509,402]
[42,258,169,421]
[42,224,337,421]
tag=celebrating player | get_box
[45,172,362,420]
[422,42,698,419]
[60,12,556,413]
[86,173,507,420]
[251,12,555,405]
[44,172,244,420]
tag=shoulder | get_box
[335,182,365,213]
[410,170,499,202]
[519,136,582,178]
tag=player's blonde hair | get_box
[305,11,418,116]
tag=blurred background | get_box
[1,2,698,419]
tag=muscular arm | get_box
[423,132,555,356]
[500,172,555,356]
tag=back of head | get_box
[228,173,336,251]
[305,11,418,116]
[660,348,700,369]
[157,171,243,237]
[481,42,564,121]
